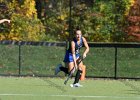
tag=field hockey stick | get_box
[64,57,84,85]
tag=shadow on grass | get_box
[41,78,67,93]
[120,80,140,95]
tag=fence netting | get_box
[0,45,19,75]
[0,44,139,79]
[117,48,140,78]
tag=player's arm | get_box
[82,37,89,58]
[71,41,78,69]
[0,19,10,24]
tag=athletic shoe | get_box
[74,83,83,87]
[70,83,83,87]
[55,64,62,75]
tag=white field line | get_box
[0,94,140,99]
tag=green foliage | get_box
[10,14,45,41]
[71,0,117,42]
[0,0,137,42]
[114,0,135,42]
[0,0,11,39]
[42,0,69,41]
[41,0,135,42]
[0,0,45,41]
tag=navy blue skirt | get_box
[63,50,80,62]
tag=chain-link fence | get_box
[0,40,140,79]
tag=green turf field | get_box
[0,77,139,100]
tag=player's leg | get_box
[59,61,76,75]
[80,65,86,80]
[55,50,69,75]
[71,61,83,87]
[74,61,83,84]
[55,63,69,75]
[64,61,76,85]
[60,63,69,74]
[55,51,73,75]
[68,61,76,75]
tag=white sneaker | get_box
[70,83,83,87]
[55,64,62,75]
[74,83,83,87]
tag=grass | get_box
[0,77,139,100]
[0,45,140,78]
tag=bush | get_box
[0,0,45,41]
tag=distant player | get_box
[55,27,89,87]
[0,19,10,24]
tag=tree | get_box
[125,0,140,42]
[0,0,45,41]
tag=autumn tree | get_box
[0,0,45,41]
[125,0,140,42]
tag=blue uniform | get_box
[64,37,83,62]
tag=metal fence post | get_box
[69,0,72,40]
[114,47,118,79]
[18,44,21,76]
